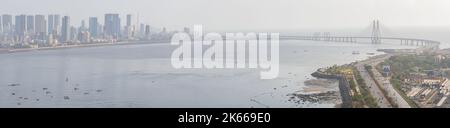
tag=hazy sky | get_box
[1,0,450,31]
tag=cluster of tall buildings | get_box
[0,13,165,48]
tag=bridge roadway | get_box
[280,35,440,48]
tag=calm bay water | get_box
[0,40,415,108]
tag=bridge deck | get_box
[280,35,440,47]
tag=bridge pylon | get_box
[371,20,381,44]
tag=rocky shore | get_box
[310,70,353,108]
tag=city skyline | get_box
[0,12,173,48]
[1,0,450,31]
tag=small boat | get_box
[367,53,375,55]
[352,51,360,55]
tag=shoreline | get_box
[311,71,352,108]
[310,47,437,108]
[0,40,170,54]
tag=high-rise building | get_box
[89,17,98,38]
[104,14,121,38]
[78,20,88,32]
[0,16,3,34]
[139,23,145,36]
[26,15,35,34]
[126,14,132,27]
[48,15,54,34]
[15,15,27,37]
[61,16,70,42]
[125,14,134,39]
[70,26,77,42]
[54,15,60,29]
[35,15,47,40]
[48,14,60,35]
[98,24,103,36]
[2,14,13,34]
[145,25,150,37]
[78,31,90,43]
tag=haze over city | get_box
[1,0,450,31]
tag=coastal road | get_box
[369,58,411,108]
[356,54,411,108]
[356,58,392,108]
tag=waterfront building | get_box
[15,15,27,41]
[70,26,77,42]
[48,15,54,34]
[126,14,132,27]
[145,25,150,39]
[78,31,91,43]
[2,14,13,35]
[54,15,60,35]
[61,16,70,42]
[89,17,98,38]
[26,15,35,34]
[35,15,47,40]
[139,23,145,37]
[125,14,134,39]
[48,14,61,36]
[0,16,2,34]
[104,14,121,39]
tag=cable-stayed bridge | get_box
[280,20,440,49]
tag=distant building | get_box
[15,15,27,40]
[126,14,132,27]
[26,15,35,34]
[70,26,77,42]
[48,14,61,36]
[79,20,88,32]
[89,17,98,38]
[145,25,150,38]
[104,14,121,39]
[78,31,90,43]
[61,16,70,42]
[2,14,13,34]
[54,15,60,34]
[139,23,145,37]
[97,24,103,37]
[47,34,57,46]
[125,14,134,39]
[0,16,3,34]
[48,15,54,34]
[35,15,47,40]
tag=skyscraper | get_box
[48,15,54,34]
[145,25,150,37]
[61,16,70,42]
[0,16,3,34]
[89,17,98,38]
[139,23,145,36]
[126,14,132,27]
[80,20,88,32]
[98,24,103,36]
[26,15,35,34]
[104,14,121,38]
[125,14,134,39]
[70,26,77,41]
[2,14,13,34]
[15,15,27,37]
[35,15,47,39]
[48,14,61,35]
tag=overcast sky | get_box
[1,0,449,31]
